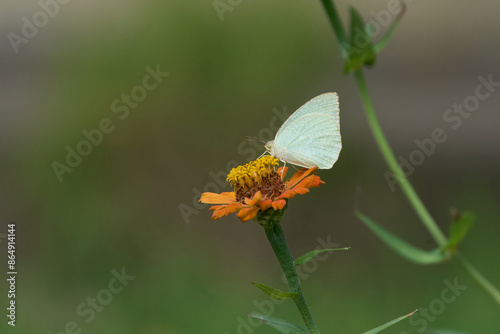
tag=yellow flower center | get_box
[227,156,284,202]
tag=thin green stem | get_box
[263,222,320,334]
[454,252,500,305]
[319,0,443,242]
[355,67,500,306]
[353,69,448,247]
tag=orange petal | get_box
[210,202,244,219]
[271,199,287,210]
[245,191,262,206]
[277,174,322,200]
[278,188,309,200]
[212,209,228,220]
[286,167,318,188]
[236,206,260,223]
[292,175,323,190]
[200,192,236,204]
[294,188,310,195]
[276,166,289,180]
[210,202,242,213]
[258,199,272,211]
[209,204,226,212]
[277,190,293,200]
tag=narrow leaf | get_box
[251,282,297,301]
[446,210,475,251]
[294,247,350,266]
[357,212,449,265]
[248,314,308,334]
[344,7,376,73]
[363,309,417,334]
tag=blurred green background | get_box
[1,0,500,333]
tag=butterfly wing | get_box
[273,113,341,169]
[275,92,340,140]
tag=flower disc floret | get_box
[226,156,283,202]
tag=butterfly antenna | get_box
[246,136,266,144]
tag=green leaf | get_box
[373,2,406,54]
[344,7,376,73]
[251,282,297,301]
[446,210,475,252]
[357,212,449,265]
[248,314,308,334]
[294,247,350,266]
[363,309,417,334]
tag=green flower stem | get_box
[263,222,320,334]
[353,69,448,247]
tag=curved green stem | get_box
[263,222,320,334]
[354,70,500,305]
[353,69,448,246]
[319,0,500,306]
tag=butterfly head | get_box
[264,140,275,155]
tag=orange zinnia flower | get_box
[199,156,324,223]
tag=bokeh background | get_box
[1,0,500,333]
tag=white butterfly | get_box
[264,92,341,169]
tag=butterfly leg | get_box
[280,161,286,179]
[257,150,268,160]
